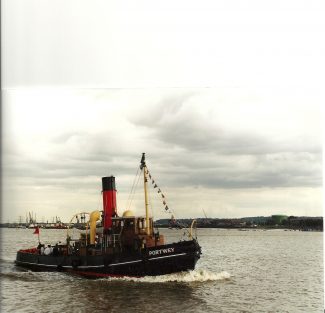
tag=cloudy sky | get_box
[2,0,324,222]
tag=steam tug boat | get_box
[15,154,201,278]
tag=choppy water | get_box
[0,228,323,312]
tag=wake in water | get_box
[100,269,231,283]
[1,258,230,284]
[0,270,78,282]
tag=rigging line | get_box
[126,167,140,210]
[147,178,154,221]
[148,167,177,228]
[147,168,170,214]
[148,167,191,237]
[161,194,191,237]
[146,166,159,232]
[127,168,142,211]
[126,166,140,208]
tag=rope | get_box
[126,167,142,211]
[126,167,140,210]
[146,166,191,236]
[124,162,192,238]
[146,167,175,217]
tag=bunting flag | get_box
[147,167,174,219]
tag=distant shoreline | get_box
[155,215,323,232]
[156,225,323,232]
[1,215,323,232]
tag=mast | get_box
[140,153,150,235]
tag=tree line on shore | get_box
[155,215,323,231]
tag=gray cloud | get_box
[130,93,321,155]
[4,91,322,194]
[2,89,322,222]
[127,92,322,189]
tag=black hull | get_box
[16,240,201,278]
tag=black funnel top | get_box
[102,176,116,191]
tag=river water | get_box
[0,228,323,312]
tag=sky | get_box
[2,0,324,222]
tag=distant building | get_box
[271,215,288,225]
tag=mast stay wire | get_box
[126,167,142,211]
[128,160,192,238]
[145,165,190,233]
[125,167,139,210]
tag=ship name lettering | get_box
[149,247,175,256]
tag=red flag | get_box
[33,227,39,235]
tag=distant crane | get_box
[201,209,211,227]
[202,209,208,219]
[26,211,37,228]
[28,211,36,224]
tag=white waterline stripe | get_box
[16,261,100,269]
[149,253,187,261]
[17,255,186,268]
[16,261,57,267]
[16,260,142,268]
[77,265,104,269]
[67,260,142,268]
[109,260,142,266]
